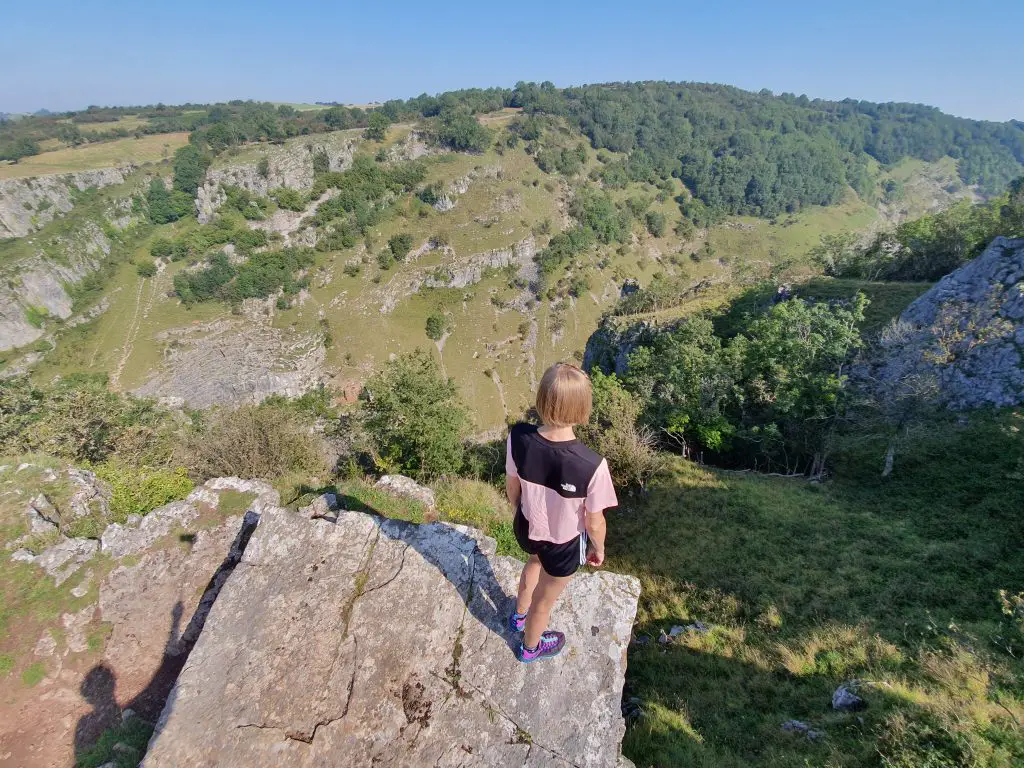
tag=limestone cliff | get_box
[0,166,132,239]
[142,506,640,767]
[196,134,357,223]
[872,236,1024,409]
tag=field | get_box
[616,409,1024,767]
[70,115,152,134]
[0,133,189,179]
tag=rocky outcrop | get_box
[132,315,326,408]
[0,221,116,351]
[0,166,131,239]
[424,237,537,290]
[373,236,537,314]
[0,477,277,768]
[871,236,1024,409]
[196,134,357,223]
[142,506,640,767]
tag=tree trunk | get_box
[881,439,896,477]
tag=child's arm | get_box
[585,509,606,567]
[506,473,522,508]
[584,459,617,567]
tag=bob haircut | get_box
[535,363,592,427]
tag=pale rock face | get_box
[132,316,327,409]
[0,167,131,239]
[872,236,1024,409]
[142,508,640,767]
[195,136,357,223]
[375,474,436,510]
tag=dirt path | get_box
[490,369,508,420]
[109,274,158,392]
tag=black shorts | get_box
[513,509,586,578]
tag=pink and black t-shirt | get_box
[506,423,618,545]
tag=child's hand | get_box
[587,548,605,568]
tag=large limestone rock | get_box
[0,166,130,239]
[872,236,1024,409]
[143,507,640,767]
[196,134,357,223]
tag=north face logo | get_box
[561,483,577,493]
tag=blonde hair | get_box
[536,363,592,427]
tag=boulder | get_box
[142,508,640,767]
[34,536,98,585]
[375,474,436,510]
[871,236,1024,409]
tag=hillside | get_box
[1,80,1023,768]
[0,99,988,426]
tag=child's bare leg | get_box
[523,570,572,649]
[516,555,542,614]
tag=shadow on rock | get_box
[73,511,260,764]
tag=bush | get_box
[92,461,193,523]
[359,350,470,479]
[136,259,157,277]
[175,403,328,482]
[425,311,450,341]
[272,187,307,212]
[388,232,415,261]
[0,376,171,464]
[645,210,667,237]
[579,370,661,489]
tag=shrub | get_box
[136,259,157,278]
[0,376,171,464]
[645,210,667,237]
[91,461,193,523]
[579,370,661,489]
[388,232,415,261]
[359,350,470,479]
[175,403,328,482]
[425,311,450,341]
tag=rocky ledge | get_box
[142,506,640,767]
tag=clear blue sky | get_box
[2,0,1021,121]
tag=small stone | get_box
[10,548,36,563]
[685,620,710,634]
[657,630,670,645]
[302,493,338,519]
[668,625,686,638]
[832,682,867,712]
[782,719,824,740]
[121,708,136,722]
[33,633,57,657]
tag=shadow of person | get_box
[73,664,120,759]
[73,511,260,764]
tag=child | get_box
[505,362,618,663]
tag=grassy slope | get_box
[0,133,189,179]
[616,409,1024,767]
[23,119,970,429]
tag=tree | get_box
[425,311,450,341]
[146,179,192,224]
[433,110,492,152]
[645,210,667,237]
[359,350,470,478]
[388,232,415,260]
[172,144,211,197]
[363,111,390,142]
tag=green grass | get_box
[0,654,13,676]
[613,408,1024,767]
[0,133,189,179]
[20,661,45,687]
[75,715,154,768]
